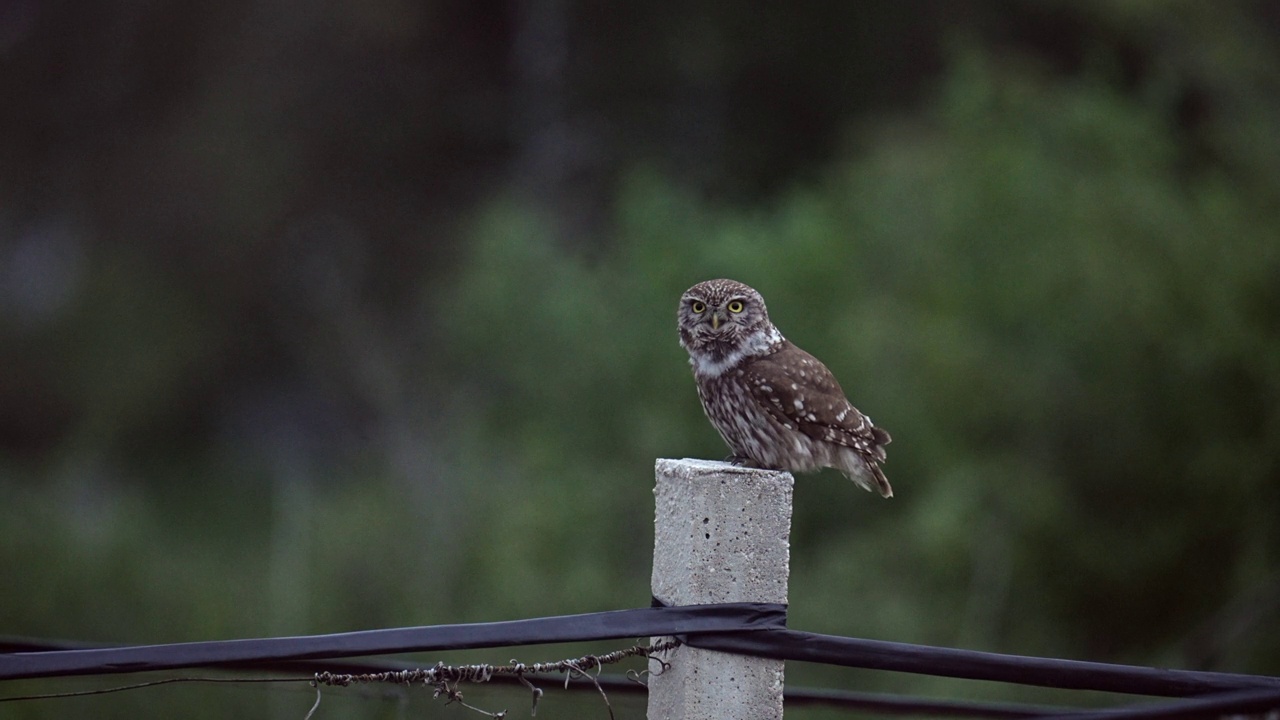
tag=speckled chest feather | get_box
[697,365,798,468]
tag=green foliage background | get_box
[2,1,1278,717]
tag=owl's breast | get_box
[695,371,820,471]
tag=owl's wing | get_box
[743,343,890,461]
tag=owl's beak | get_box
[711,312,724,330]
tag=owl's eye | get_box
[691,301,706,313]
[727,300,745,313]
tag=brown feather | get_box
[742,343,889,459]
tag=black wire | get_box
[0,675,307,703]
[778,686,1083,717]
[1,669,1090,718]
[4,605,1280,720]
[682,628,1280,698]
[0,603,785,681]
[1034,688,1280,720]
[0,636,1087,717]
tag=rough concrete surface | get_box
[648,458,793,720]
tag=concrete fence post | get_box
[647,458,794,720]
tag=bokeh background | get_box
[2,0,1278,717]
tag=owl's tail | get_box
[847,458,893,498]
[867,461,893,498]
[865,426,892,497]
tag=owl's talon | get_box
[725,454,757,467]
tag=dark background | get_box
[2,0,1278,717]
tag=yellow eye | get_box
[727,300,745,313]
[691,301,706,313]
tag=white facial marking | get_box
[690,349,745,378]
[688,324,785,379]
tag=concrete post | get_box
[647,458,794,720]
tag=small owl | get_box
[677,279,892,497]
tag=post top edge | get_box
[655,457,794,480]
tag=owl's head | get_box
[678,279,783,375]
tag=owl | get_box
[677,279,892,497]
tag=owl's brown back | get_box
[740,342,890,460]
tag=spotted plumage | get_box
[677,278,893,497]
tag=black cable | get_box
[1035,688,1280,720]
[778,686,1082,717]
[0,645,1089,719]
[0,603,785,681]
[682,629,1280,698]
[5,605,1279,720]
